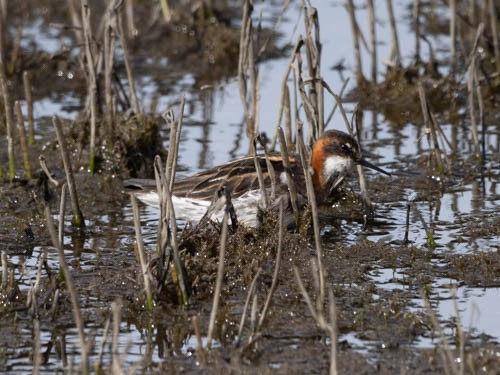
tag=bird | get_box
[125,129,390,227]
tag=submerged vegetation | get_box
[0,0,499,373]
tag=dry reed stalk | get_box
[0,56,15,182]
[251,140,269,209]
[283,84,293,147]
[125,0,136,39]
[345,0,364,84]
[14,101,32,179]
[130,195,154,310]
[95,314,111,372]
[271,38,303,150]
[256,201,284,330]
[206,211,229,350]
[324,78,349,128]
[367,0,377,84]
[418,84,445,173]
[277,127,299,221]
[117,4,140,115]
[293,264,338,375]
[465,24,485,160]
[58,184,67,246]
[451,287,465,375]
[354,108,372,209]
[1,251,7,289]
[67,0,85,70]
[302,3,323,135]
[192,315,207,366]
[82,4,98,174]
[165,97,185,191]
[238,0,258,147]
[160,0,171,23]
[476,66,486,162]
[422,291,460,375]
[257,135,277,199]
[104,2,118,131]
[157,106,188,304]
[52,116,85,227]
[488,0,500,74]
[385,0,401,67]
[449,0,457,76]
[22,71,35,144]
[32,317,41,374]
[111,300,124,373]
[44,206,88,372]
[297,126,325,303]
[236,266,262,347]
[413,0,421,63]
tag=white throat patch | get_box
[323,155,353,179]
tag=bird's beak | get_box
[358,158,391,176]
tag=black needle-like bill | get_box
[358,158,391,176]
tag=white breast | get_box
[323,155,353,179]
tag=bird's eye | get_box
[341,143,352,153]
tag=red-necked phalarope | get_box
[125,130,390,226]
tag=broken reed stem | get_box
[14,101,32,179]
[130,195,154,310]
[117,4,140,115]
[236,266,262,347]
[257,201,284,330]
[367,0,377,84]
[385,0,401,67]
[82,3,98,174]
[22,71,35,145]
[192,315,207,365]
[418,84,445,173]
[52,116,85,227]
[0,58,15,182]
[44,206,88,373]
[207,211,229,350]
